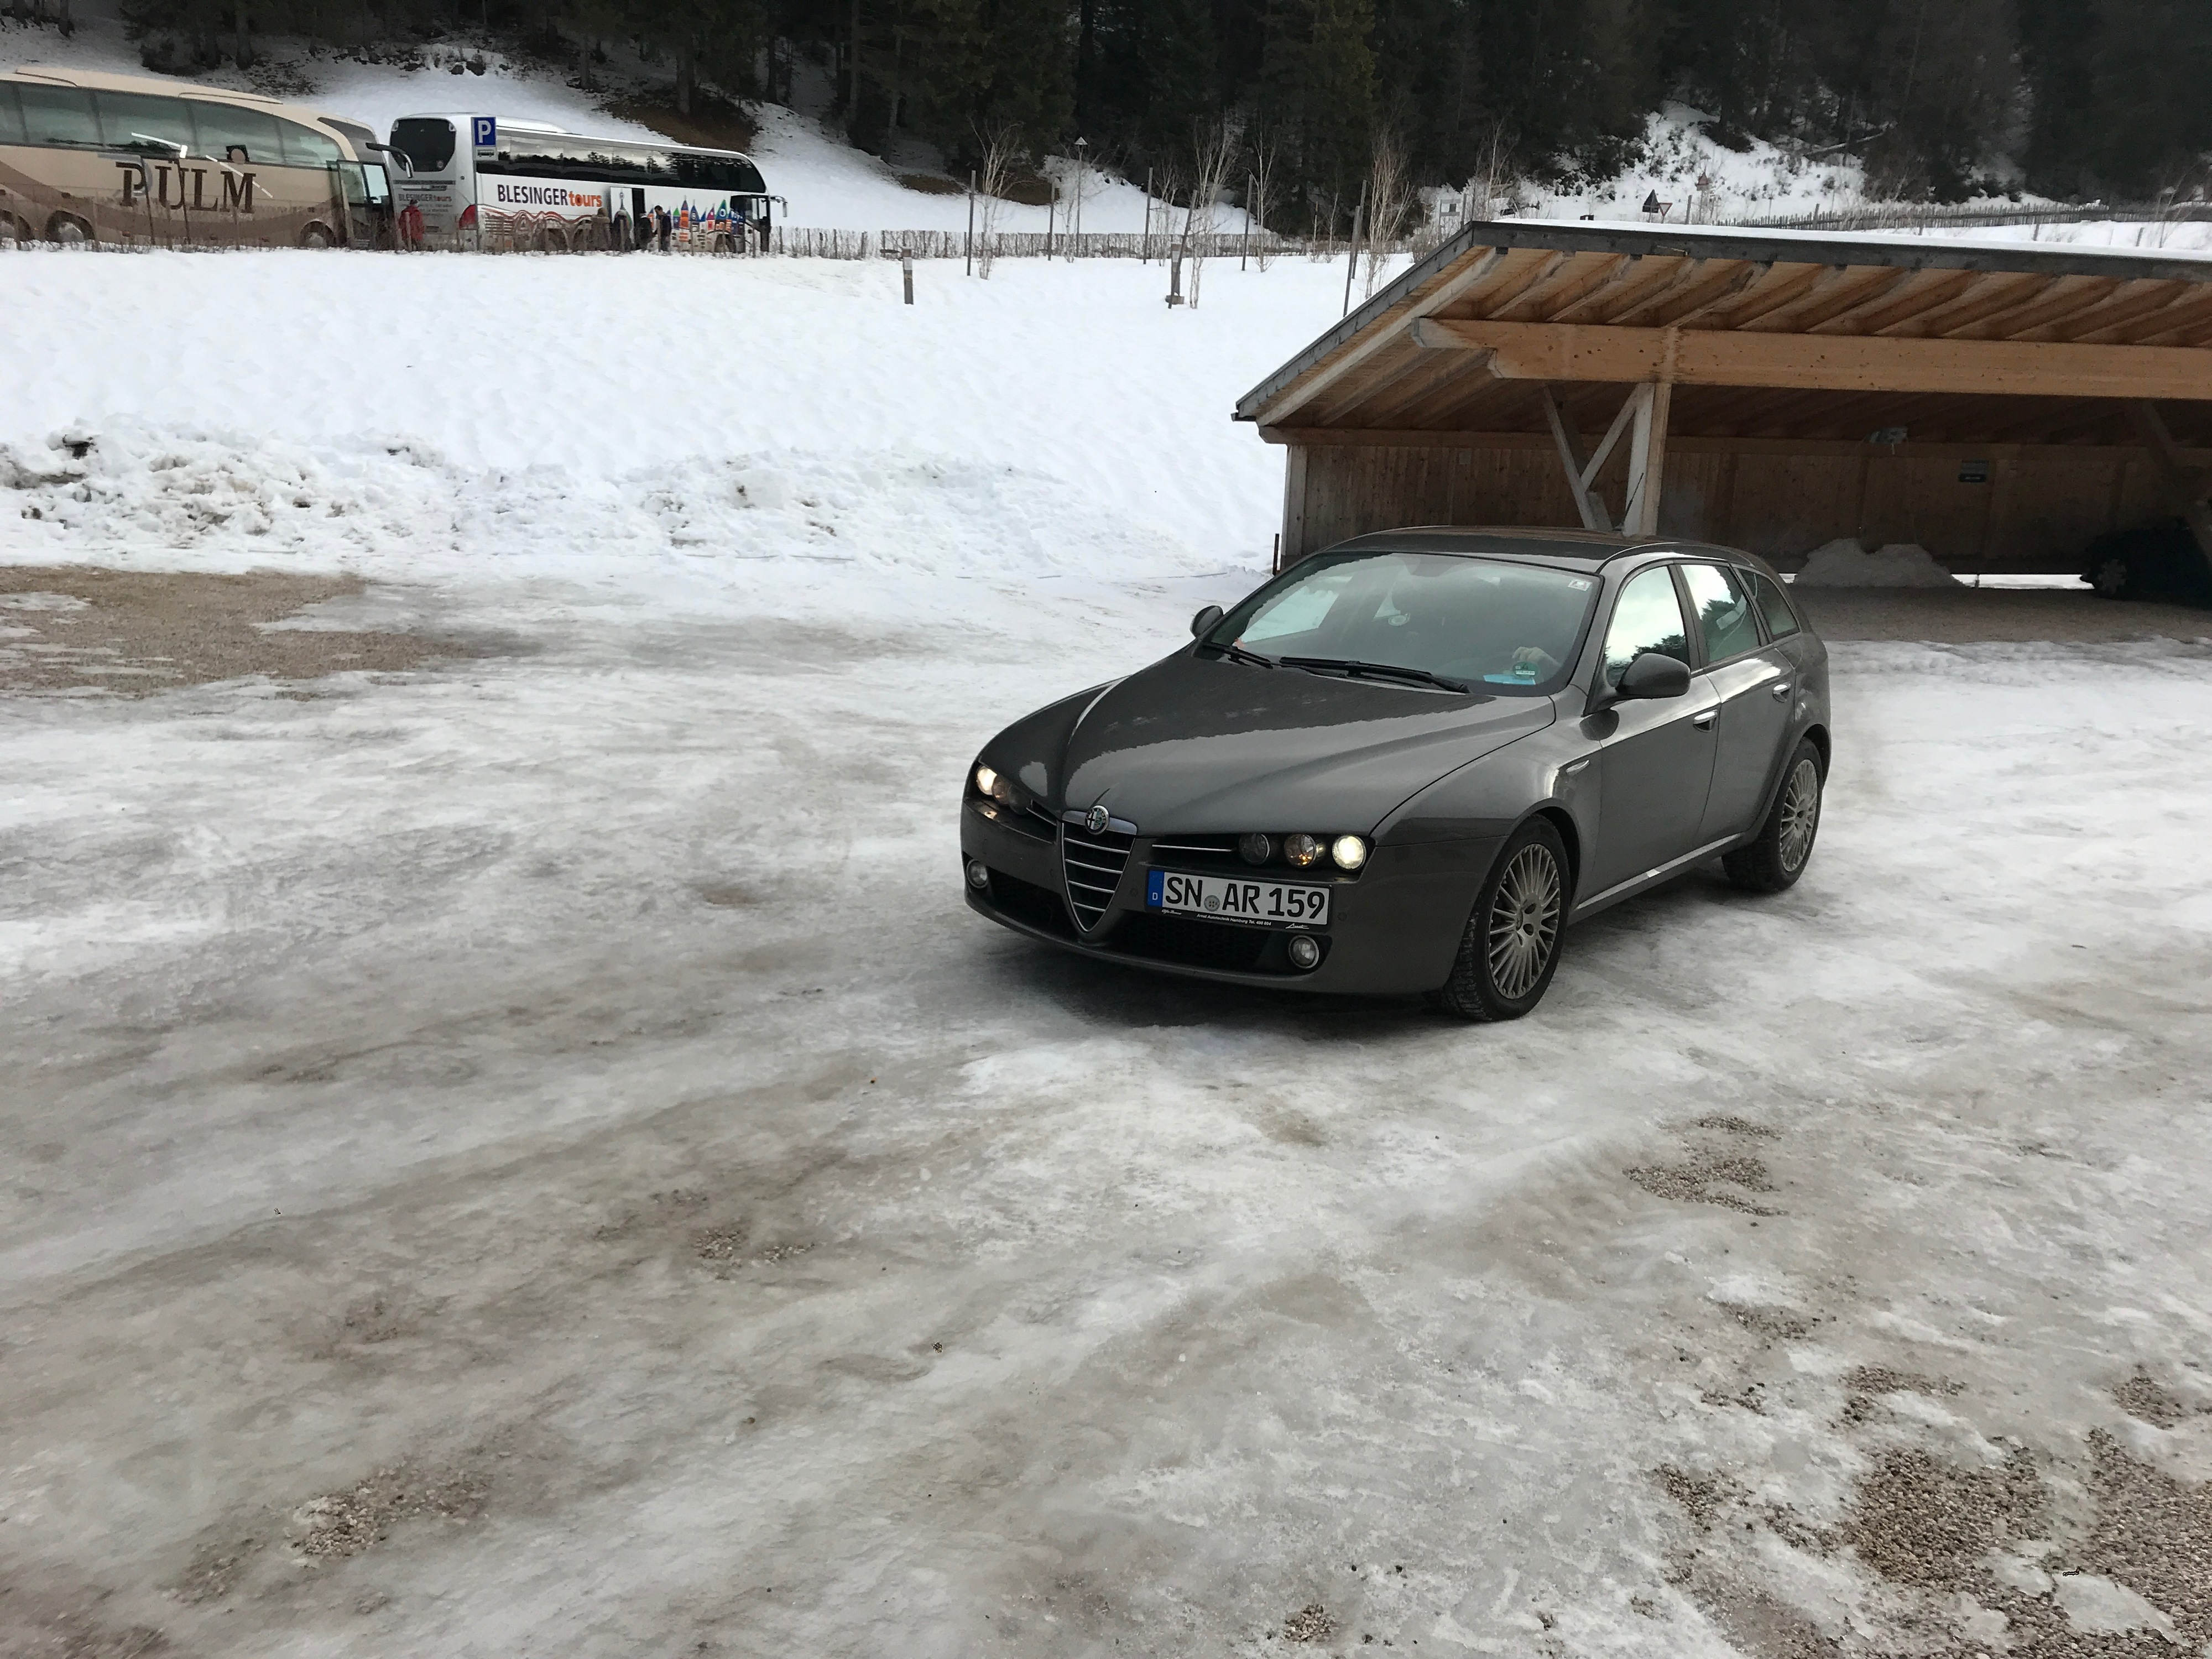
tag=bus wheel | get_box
[298,222,335,249]
[47,213,93,245]
[0,210,32,243]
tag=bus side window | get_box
[17,84,100,149]
[0,84,27,147]
[94,90,194,152]
[278,119,342,167]
[189,102,283,165]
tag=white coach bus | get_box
[0,65,387,247]
[384,113,776,251]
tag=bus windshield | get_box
[389,116,455,174]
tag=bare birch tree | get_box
[1248,124,1281,270]
[1182,116,1240,309]
[1362,128,1413,299]
[972,119,1019,278]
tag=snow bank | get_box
[0,249,1359,623]
[1794,539,1963,588]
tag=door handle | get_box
[1692,709,1718,729]
[1770,681,1793,700]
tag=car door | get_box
[1681,561,1797,843]
[1585,562,1720,897]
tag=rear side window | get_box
[17,83,100,149]
[1747,571,1801,638]
[1680,562,1762,663]
[1601,565,1692,687]
[278,118,342,166]
[0,84,27,147]
[95,90,194,152]
[190,101,283,164]
[389,116,456,173]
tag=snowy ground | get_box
[6,247,2212,1657]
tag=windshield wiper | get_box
[1205,641,1277,670]
[1277,656,1470,693]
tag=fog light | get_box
[965,859,991,890]
[1287,933,1322,969]
[1285,832,1322,867]
[1331,834,1369,870]
[1238,832,1273,865]
[973,764,998,798]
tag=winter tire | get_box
[2090,554,2132,599]
[1724,739,1823,893]
[1433,817,1569,1022]
[48,213,92,245]
[298,222,334,249]
[0,210,29,243]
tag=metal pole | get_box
[1142,168,1152,263]
[1241,173,1251,270]
[1342,184,1366,317]
[965,170,974,275]
[902,250,914,304]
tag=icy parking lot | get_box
[5,251,2212,1657]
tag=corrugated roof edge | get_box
[1234,217,2212,425]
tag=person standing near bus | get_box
[657,205,672,253]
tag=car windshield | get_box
[1203,551,1600,693]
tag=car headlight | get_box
[1238,832,1272,865]
[973,764,998,798]
[1331,834,1368,870]
[1284,833,1322,867]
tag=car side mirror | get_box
[1190,604,1224,639]
[1614,651,1692,701]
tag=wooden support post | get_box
[2126,400,2212,577]
[1537,385,1609,532]
[1623,380,1672,536]
[1280,445,1311,568]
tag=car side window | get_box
[1747,571,1801,639]
[1600,565,1692,688]
[1680,562,1762,664]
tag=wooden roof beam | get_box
[1944,274,2120,340]
[2075,284,2212,345]
[1406,317,2212,400]
[2016,279,2192,343]
[1250,247,1508,424]
[1490,252,1634,322]
[1543,255,1681,325]
[1820,267,1986,336]
[1867,272,2051,338]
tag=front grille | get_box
[1061,821,1134,932]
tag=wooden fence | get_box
[768,226,1423,261]
[1736,200,2212,233]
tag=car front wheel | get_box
[1434,817,1569,1021]
[1724,739,1823,893]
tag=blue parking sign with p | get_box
[473,116,496,148]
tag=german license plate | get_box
[1146,869,1329,928]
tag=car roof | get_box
[1321,525,1776,576]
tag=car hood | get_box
[1057,651,1554,833]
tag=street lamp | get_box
[1073,135,1088,243]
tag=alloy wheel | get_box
[1778,758,1820,872]
[1486,843,1562,1000]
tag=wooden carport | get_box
[1236,222,2212,577]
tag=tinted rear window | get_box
[1748,571,1801,638]
[390,116,456,173]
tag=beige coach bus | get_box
[0,65,388,248]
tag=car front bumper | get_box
[958,800,1501,997]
